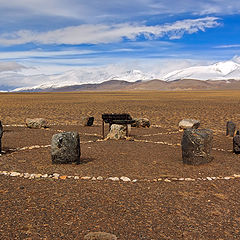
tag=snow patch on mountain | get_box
[12,68,154,92]
[163,60,240,81]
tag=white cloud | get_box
[0,0,239,23]
[0,17,220,46]
[0,62,26,72]
[0,50,96,60]
[214,44,240,49]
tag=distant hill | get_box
[12,79,240,92]
[9,59,240,92]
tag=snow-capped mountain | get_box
[163,60,240,81]
[3,59,240,92]
[12,68,155,92]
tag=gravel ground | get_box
[1,91,240,239]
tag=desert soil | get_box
[0,90,240,240]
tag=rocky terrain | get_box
[0,90,240,239]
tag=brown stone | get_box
[84,232,117,240]
[81,116,94,126]
[26,118,47,129]
[132,118,150,128]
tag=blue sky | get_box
[0,0,240,89]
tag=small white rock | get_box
[185,178,195,181]
[164,179,171,182]
[42,174,48,178]
[224,177,231,180]
[53,173,60,177]
[74,176,79,180]
[91,177,97,181]
[10,172,20,177]
[97,176,104,181]
[108,177,120,181]
[81,176,91,180]
[36,174,42,178]
[120,176,131,182]
[132,179,138,183]
[206,177,212,181]
[24,173,30,178]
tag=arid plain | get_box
[1,90,240,239]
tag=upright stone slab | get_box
[226,121,236,137]
[81,116,94,126]
[51,132,80,164]
[106,124,131,140]
[26,118,47,129]
[0,121,3,153]
[181,129,213,165]
[233,130,240,154]
[179,119,200,130]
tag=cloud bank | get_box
[0,0,239,23]
[0,17,220,46]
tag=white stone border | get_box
[1,170,240,183]
[140,131,180,137]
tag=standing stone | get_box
[106,124,131,140]
[81,116,94,126]
[0,121,3,154]
[226,121,236,137]
[233,130,240,154]
[84,232,117,240]
[26,118,47,129]
[51,132,80,164]
[131,118,150,128]
[179,119,200,130]
[181,129,213,165]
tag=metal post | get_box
[102,120,105,139]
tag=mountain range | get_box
[6,59,240,92]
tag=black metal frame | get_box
[102,113,135,139]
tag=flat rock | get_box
[181,129,213,165]
[26,118,47,129]
[51,132,81,164]
[132,118,150,128]
[179,119,200,130]
[84,232,117,240]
